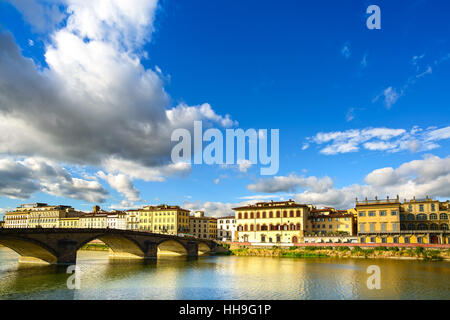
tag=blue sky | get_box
[0,0,449,217]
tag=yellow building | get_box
[189,211,217,240]
[356,196,449,244]
[4,203,79,229]
[234,200,309,244]
[305,208,356,236]
[59,216,80,228]
[0,220,4,228]
[128,205,190,235]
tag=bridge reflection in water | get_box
[0,229,217,264]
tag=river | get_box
[0,247,448,300]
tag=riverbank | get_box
[80,243,109,251]
[218,245,450,261]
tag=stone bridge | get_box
[0,229,218,264]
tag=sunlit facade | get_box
[356,196,450,244]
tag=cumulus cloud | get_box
[97,171,141,202]
[303,126,449,155]
[293,155,450,209]
[0,0,235,203]
[6,0,66,33]
[183,201,239,218]
[247,174,333,193]
[0,158,108,202]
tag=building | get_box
[305,207,356,237]
[234,200,309,244]
[59,215,81,228]
[217,216,236,241]
[4,203,79,229]
[0,220,4,229]
[106,211,127,230]
[356,196,450,244]
[78,206,108,229]
[125,210,140,231]
[190,211,217,239]
[134,204,190,235]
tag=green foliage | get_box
[336,246,350,251]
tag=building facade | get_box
[305,208,356,237]
[190,211,217,239]
[106,212,127,230]
[234,200,308,244]
[356,196,450,244]
[133,205,190,235]
[4,203,79,229]
[217,216,236,241]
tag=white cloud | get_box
[6,0,66,33]
[341,42,351,59]
[183,201,238,218]
[0,157,108,202]
[292,155,450,209]
[237,159,252,173]
[0,0,235,202]
[97,171,141,202]
[247,174,333,193]
[383,87,402,109]
[304,126,450,155]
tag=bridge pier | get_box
[56,239,78,264]
[186,241,198,257]
[143,241,158,259]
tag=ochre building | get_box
[356,196,449,244]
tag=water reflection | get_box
[0,247,449,300]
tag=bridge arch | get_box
[157,239,188,256]
[76,233,146,259]
[198,242,212,255]
[0,236,58,264]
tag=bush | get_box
[374,246,389,251]
[337,246,350,251]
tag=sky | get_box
[0,0,449,218]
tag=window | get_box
[408,223,415,230]
[393,237,399,244]
[408,205,413,212]
[370,237,376,243]
[417,224,427,230]
[417,214,427,221]
[368,211,376,217]
[269,211,273,218]
[379,210,387,216]
[381,223,386,232]
[430,214,437,220]
[419,205,424,212]
[381,237,387,244]
[370,223,375,232]
[430,223,438,230]
[441,224,449,230]
[417,237,423,244]
[431,204,436,211]
[440,213,448,220]
[407,214,415,221]
[296,210,301,217]
[360,237,366,243]
[276,211,280,218]
[404,237,410,244]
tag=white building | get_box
[217,216,236,241]
[106,212,127,230]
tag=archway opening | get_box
[157,240,187,256]
[198,242,212,255]
[77,234,145,260]
[0,238,57,264]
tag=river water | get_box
[0,247,448,300]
